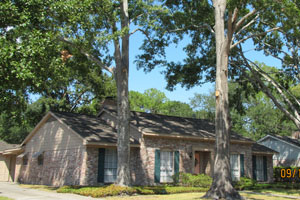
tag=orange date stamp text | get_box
[280,168,300,178]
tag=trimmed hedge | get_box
[173,173,212,188]
[233,177,256,190]
[57,185,208,198]
[57,185,136,198]
[274,167,300,183]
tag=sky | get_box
[126,31,282,104]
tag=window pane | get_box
[160,151,174,183]
[104,149,118,183]
[256,156,264,181]
[230,154,239,181]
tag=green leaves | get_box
[129,88,194,117]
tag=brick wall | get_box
[133,137,253,185]
[16,147,85,186]
[267,155,274,182]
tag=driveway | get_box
[0,182,103,200]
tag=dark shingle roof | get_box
[0,140,18,151]
[252,143,278,154]
[270,134,300,148]
[106,109,253,142]
[52,112,139,145]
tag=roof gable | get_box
[22,111,139,146]
[258,134,300,150]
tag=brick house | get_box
[12,100,276,186]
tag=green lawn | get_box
[249,188,300,196]
[21,184,300,200]
[0,197,14,200]
[106,192,296,200]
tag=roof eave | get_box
[1,147,24,155]
[84,142,140,148]
[142,132,254,144]
[252,151,277,155]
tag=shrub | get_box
[173,173,212,188]
[57,185,136,198]
[233,177,256,190]
[134,186,207,194]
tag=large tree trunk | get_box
[115,0,131,186]
[204,0,242,199]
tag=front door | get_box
[194,152,200,174]
[194,151,211,175]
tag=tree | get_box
[130,88,168,113]
[191,84,296,141]
[1,0,165,186]
[190,91,215,121]
[136,0,299,198]
[129,88,195,117]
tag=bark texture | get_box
[203,0,242,199]
[115,0,131,186]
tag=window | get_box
[256,156,264,181]
[37,153,44,166]
[230,154,240,181]
[104,149,117,183]
[23,155,28,165]
[160,151,174,182]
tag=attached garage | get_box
[0,140,20,182]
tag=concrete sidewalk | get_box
[0,182,102,200]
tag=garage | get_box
[0,140,19,182]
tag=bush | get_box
[233,177,256,190]
[57,185,135,198]
[57,185,208,197]
[173,173,212,188]
[133,186,207,194]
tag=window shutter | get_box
[154,149,161,183]
[240,154,244,177]
[174,151,180,176]
[252,155,256,180]
[263,156,268,181]
[98,148,105,183]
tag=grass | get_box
[106,192,295,200]
[0,197,14,200]
[248,188,300,196]
[19,184,58,192]
[22,183,300,199]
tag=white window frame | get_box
[104,148,117,183]
[160,150,174,183]
[230,154,240,181]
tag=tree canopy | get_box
[129,88,194,117]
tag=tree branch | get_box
[130,13,143,24]
[57,37,115,74]
[169,23,215,34]
[233,13,259,42]
[248,59,300,109]
[235,9,257,31]
[238,47,300,126]
[231,27,280,49]
[129,28,151,42]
